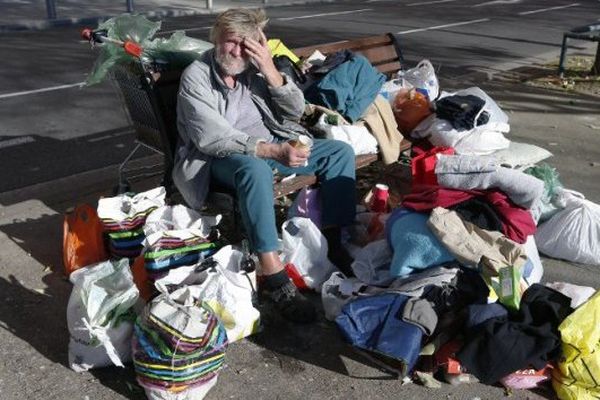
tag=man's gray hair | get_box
[210,8,268,43]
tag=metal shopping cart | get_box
[82,28,180,196]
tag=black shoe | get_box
[262,280,316,324]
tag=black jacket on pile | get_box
[456,284,573,384]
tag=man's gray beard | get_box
[216,52,250,76]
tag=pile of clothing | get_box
[319,66,600,398]
[271,43,404,165]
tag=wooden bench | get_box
[112,32,409,201]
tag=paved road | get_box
[0,0,598,192]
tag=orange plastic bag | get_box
[393,88,432,135]
[63,204,108,276]
[131,255,154,301]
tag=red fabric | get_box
[402,186,536,244]
[411,146,455,189]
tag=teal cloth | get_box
[388,211,455,277]
[306,55,386,122]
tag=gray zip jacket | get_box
[173,49,309,210]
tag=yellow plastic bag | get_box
[268,39,300,64]
[552,289,600,400]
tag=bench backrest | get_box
[293,33,404,77]
[114,33,404,160]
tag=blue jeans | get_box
[210,139,356,253]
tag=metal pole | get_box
[263,0,269,4]
[558,35,568,76]
[206,0,213,9]
[126,0,134,13]
[45,0,57,19]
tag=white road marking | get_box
[473,0,521,7]
[0,136,35,149]
[0,82,85,100]
[518,3,580,15]
[276,8,373,21]
[398,18,490,35]
[157,26,211,36]
[88,130,133,142]
[406,0,456,6]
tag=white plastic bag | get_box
[523,235,543,284]
[350,239,394,286]
[314,114,378,156]
[379,77,413,105]
[143,375,218,400]
[411,87,510,155]
[281,217,337,291]
[156,245,260,342]
[67,259,139,372]
[143,204,221,240]
[398,59,439,101]
[321,272,366,321]
[97,186,166,225]
[535,190,600,265]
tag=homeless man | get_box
[173,8,357,323]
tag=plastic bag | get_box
[411,87,510,155]
[535,190,600,265]
[312,113,378,155]
[156,245,260,343]
[393,88,432,135]
[397,59,439,101]
[98,186,166,259]
[525,163,564,223]
[350,239,394,286]
[144,30,213,70]
[86,14,161,85]
[321,272,367,321]
[281,217,337,291]
[553,290,600,400]
[86,15,212,85]
[143,205,223,277]
[379,77,413,104]
[67,258,139,372]
[133,285,227,399]
[287,187,322,228]
[131,255,154,301]
[63,204,108,276]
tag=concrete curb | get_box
[0,0,336,33]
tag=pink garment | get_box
[402,186,535,243]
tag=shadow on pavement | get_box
[248,294,401,380]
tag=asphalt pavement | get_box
[0,0,600,399]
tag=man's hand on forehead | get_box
[242,30,283,88]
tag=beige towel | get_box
[356,95,404,165]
